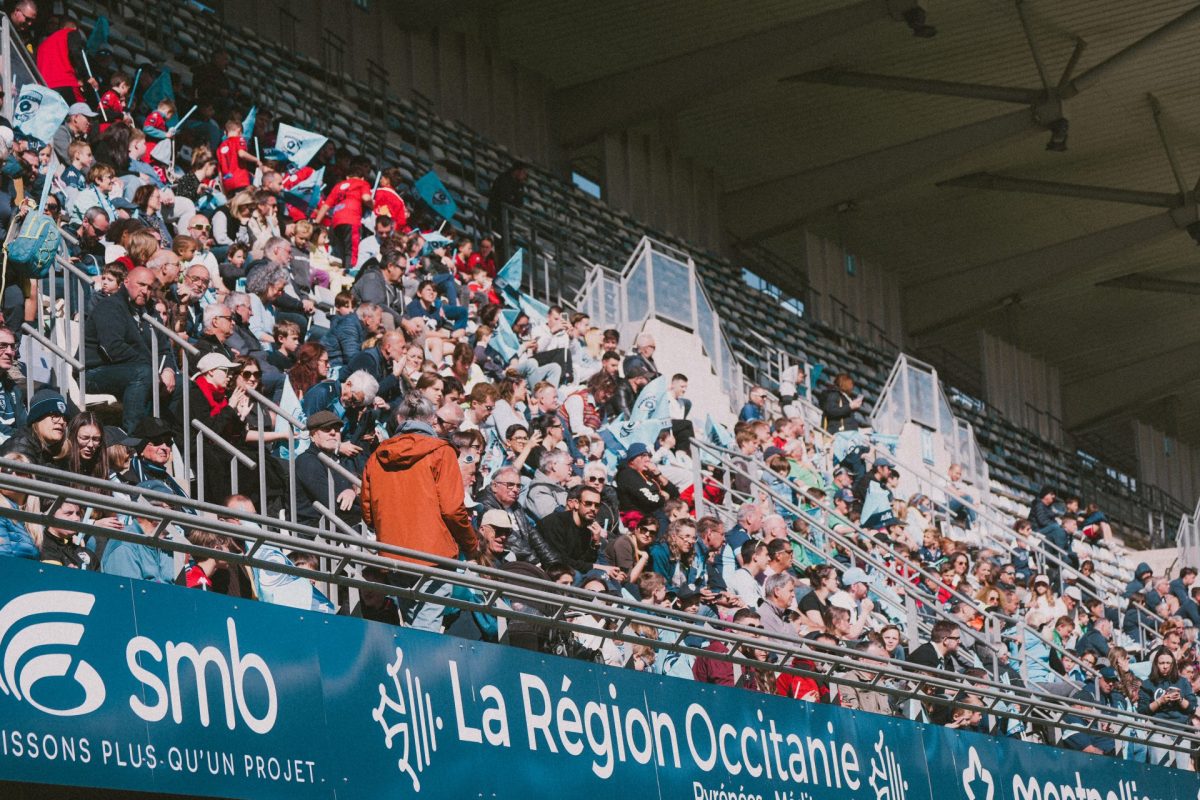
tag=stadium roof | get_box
[491,0,1200,445]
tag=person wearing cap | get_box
[477,509,517,566]
[0,389,68,467]
[857,456,896,529]
[100,480,179,584]
[187,352,253,501]
[621,332,658,384]
[1074,615,1113,660]
[51,101,97,165]
[852,454,892,504]
[295,409,361,530]
[828,566,876,641]
[116,418,186,499]
[361,392,480,631]
[615,441,678,532]
[1060,666,1122,755]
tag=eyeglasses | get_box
[0,342,16,351]
[190,223,212,231]
[493,480,520,489]
[579,500,600,508]
[148,437,173,447]
[241,371,260,380]
[186,275,211,285]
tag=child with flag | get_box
[217,118,260,193]
[98,71,134,132]
[373,167,409,232]
[143,99,175,140]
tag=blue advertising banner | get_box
[0,557,1197,800]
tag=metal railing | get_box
[0,456,1191,757]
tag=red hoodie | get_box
[361,430,478,565]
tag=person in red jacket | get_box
[693,608,776,693]
[216,118,259,193]
[361,392,480,632]
[36,17,95,104]
[373,167,408,232]
[98,71,134,131]
[314,154,373,267]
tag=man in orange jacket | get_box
[361,392,479,631]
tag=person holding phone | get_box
[1138,646,1196,768]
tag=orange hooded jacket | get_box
[361,430,478,565]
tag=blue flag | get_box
[140,68,174,111]
[491,309,521,363]
[494,248,523,294]
[12,85,69,148]
[242,105,257,142]
[413,170,458,220]
[275,123,327,169]
[281,166,324,215]
[86,15,110,53]
[705,415,733,449]
[630,375,671,423]
[516,290,549,324]
[602,416,669,458]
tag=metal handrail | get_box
[0,456,1190,751]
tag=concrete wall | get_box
[1134,420,1200,509]
[979,331,1063,446]
[802,231,904,349]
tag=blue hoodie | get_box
[100,518,175,583]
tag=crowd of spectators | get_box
[0,0,1195,770]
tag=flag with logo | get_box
[282,165,324,215]
[491,307,521,363]
[250,543,335,613]
[275,123,327,169]
[413,170,458,220]
[12,84,69,148]
[242,105,257,142]
[629,375,671,423]
[86,15,110,53]
[600,416,669,460]
[140,68,174,111]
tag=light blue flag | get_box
[12,85,69,148]
[140,68,174,111]
[494,248,524,294]
[705,414,733,449]
[491,307,521,363]
[275,122,328,169]
[242,105,257,142]
[281,166,323,215]
[516,290,549,324]
[630,375,671,422]
[86,15,110,53]
[413,170,458,220]
[251,543,335,613]
[418,229,453,248]
[602,416,669,458]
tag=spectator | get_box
[0,390,67,466]
[39,500,93,569]
[727,539,768,607]
[52,102,96,164]
[522,449,573,521]
[487,162,528,258]
[1138,647,1196,768]
[295,410,361,530]
[821,373,864,432]
[84,266,176,430]
[837,641,894,716]
[693,609,775,693]
[739,385,769,424]
[314,155,372,266]
[323,302,383,374]
[193,303,239,361]
[622,332,658,379]
[647,517,702,590]
[945,462,977,528]
[360,393,479,631]
[116,418,186,498]
[100,480,178,582]
[0,454,38,558]
[604,514,657,577]
[475,466,539,563]
[759,572,800,640]
[60,411,109,482]
[615,442,678,531]
[908,619,961,676]
[535,484,613,577]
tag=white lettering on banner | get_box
[965,746,1154,800]
[127,618,278,734]
[0,590,105,716]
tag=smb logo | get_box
[0,590,106,716]
[374,648,443,792]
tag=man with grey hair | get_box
[194,303,238,361]
[622,332,658,378]
[761,513,789,542]
[322,302,383,373]
[362,391,479,632]
[522,449,574,521]
[760,572,799,641]
[476,466,540,563]
[725,501,764,558]
[836,641,894,716]
[247,235,314,333]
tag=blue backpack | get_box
[5,210,61,280]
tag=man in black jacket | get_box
[84,267,177,430]
[351,251,407,328]
[535,484,614,577]
[295,410,361,531]
[346,330,408,405]
[475,466,542,563]
[908,620,962,677]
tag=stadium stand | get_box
[1,3,1200,794]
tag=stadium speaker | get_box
[903,6,938,38]
[1045,118,1069,152]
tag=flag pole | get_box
[175,104,198,128]
[128,67,143,109]
[79,50,107,122]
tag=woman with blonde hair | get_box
[212,189,256,257]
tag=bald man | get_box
[346,329,409,404]
[84,266,178,429]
